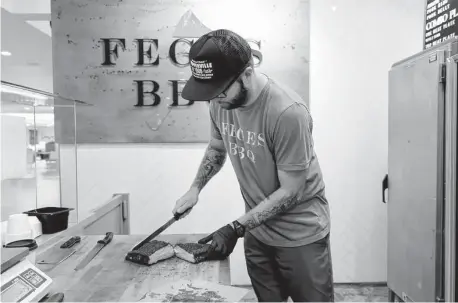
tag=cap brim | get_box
[181,75,237,101]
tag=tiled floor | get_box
[333,284,388,302]
[239,284,388,302]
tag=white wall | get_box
[1,114,61,222]
[1,115,27,180]
[37,126,54,141]
[310,0,424,282]
[58,0,426,284]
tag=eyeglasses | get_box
[213,63,250,100]
[216,91,228,99]
[214,75,241,99]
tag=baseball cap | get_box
[181,29,252,101]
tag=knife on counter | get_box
[37,236,81,265]
[74,232,113,271]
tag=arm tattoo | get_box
[241,191,301,231]
[191,145,227,192]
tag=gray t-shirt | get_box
[209,77,330,247]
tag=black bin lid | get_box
[4,239,38,251]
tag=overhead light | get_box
[331,6,337,11]
[24,107,32,110]
[1,51,12,56]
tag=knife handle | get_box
[43,293,64,302]
[98,232,113,245]
[60,236,81,248]
[174,210,187,220]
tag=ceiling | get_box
[1,0,53,93]
[1,0,51,35]
[0,0,54,126]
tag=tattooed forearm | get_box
[191,145,227,192]
[238,189,301,231]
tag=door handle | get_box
[382,174,388,203]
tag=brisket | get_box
[132,240,175,265]
[173,243,211,264]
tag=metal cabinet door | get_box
[387,50,446,302]
[444,57,457,303]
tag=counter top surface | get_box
[36,234,231,302]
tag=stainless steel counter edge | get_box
[35,193,130,257]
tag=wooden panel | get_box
[51,0,310,143]
[83,204,123,235]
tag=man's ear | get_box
[241,66,254,86]
[243,66,254,78]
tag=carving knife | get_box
[130,212,184,252]
[74,232,113,271]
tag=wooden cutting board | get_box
[37,234,232,302]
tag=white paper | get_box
[137,279,250,302]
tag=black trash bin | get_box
[23,207,74,234]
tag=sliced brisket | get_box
[132,240,175,265]
[174,243,211,263]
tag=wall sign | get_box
[98,37,263,108]
[424,0,458,49]
[51,0,310,143]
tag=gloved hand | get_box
[198,224,239,259]
[192,246,213,263]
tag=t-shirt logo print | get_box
[220,122,266,164]
[190,60,213,80]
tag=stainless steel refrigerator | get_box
[385,38,457,302]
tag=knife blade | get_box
[131,212,184,251]
[37,249,76,265]
[74,232,113,271]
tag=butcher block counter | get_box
[36,234,233,302]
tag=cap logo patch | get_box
[190,60,213,80]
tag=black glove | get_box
[198,224,239,259]
[188,247,223,263]
[193,246,214,263]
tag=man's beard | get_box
[221,80,248,110]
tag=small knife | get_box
[74,232,113,271]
